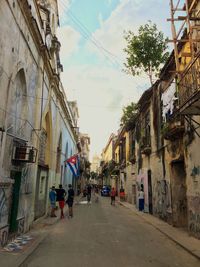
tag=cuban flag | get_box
[65,154,80,177]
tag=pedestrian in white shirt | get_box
[138,188,144,211]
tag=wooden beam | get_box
[189,0,199,14]
[181,53,192,57]
[178,16,187,20]
[167,17,200,22]
[191,26,200,30]
[168,39,200,43]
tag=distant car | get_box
[101,186,111,196]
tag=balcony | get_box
[163,117,185,141]
[178,52,200,115]
[50,35,61,53]
[141,137,151,155]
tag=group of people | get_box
[49,183,144,217]
[49,184,74,219]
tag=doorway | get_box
[34,167,49,220]
[148,170,153,214]
[171,161,187,227]
[9,171,21,233]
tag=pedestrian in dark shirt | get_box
[56,184,66,219]
[66,184,74,218]
[87,184,92,203]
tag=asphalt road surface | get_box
[21,196,200,267]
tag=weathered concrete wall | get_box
[0,0,42,242]
[0,0,78,246]
[185,116,200,238]
[124,164,136,204]
[135,93,173,219]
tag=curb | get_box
[0,231,47,267]
[118,201,200,260]
[16,213,63,267]
[17,232,47,267]
[1,213,61,267]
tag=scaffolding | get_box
[168,0,200,135]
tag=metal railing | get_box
[178,52,200,106]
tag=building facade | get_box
[0,0,78,246]
[100,0,200,238]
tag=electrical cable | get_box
[59,0,124,68]
[0,106,67,156]
[58,0,152,92]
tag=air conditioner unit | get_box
[12,146,37,163]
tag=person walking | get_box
[110,187,116,205]
[49,186,57,217]
[138,187,145,211]
[66,184,74,218]
[56,184,66,219]
[87,184,92,203]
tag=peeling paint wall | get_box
[185,116,200,238]
[153,179,172,221]
[0,0,77,245]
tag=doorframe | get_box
[34,165,49,220]
[148,169,153,214]
[9,171,22,233]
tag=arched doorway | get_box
[9,69,28,233]
[35,112,52,220]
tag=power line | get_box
[59,0,123,68]
[0,106,66,156]
[58,0,150,87]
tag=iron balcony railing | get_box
[178,52,200,107]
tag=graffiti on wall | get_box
[153,180,172,220]
[191,165,200,178]
[17,217,25,235]
[0,187,9,228]
[20,166,32,194]
[0,225,9,247]
[188,196,200,238]
[189,211,200,237]
[17,166,32,231]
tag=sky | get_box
[57,0,172,160]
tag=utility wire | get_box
[59,0,123,68]
[58,0,150,87]
[0,106,66,156]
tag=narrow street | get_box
[21,196,200,267]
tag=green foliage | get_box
[120,102,138,130]
[124,21,169,85]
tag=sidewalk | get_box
[1,197,199,266]
[0,196,82,267]
[118,199,200,260]
[0,217,52,267]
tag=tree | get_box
[120,102,138,130]
[124,21,169,85]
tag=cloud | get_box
[88,0,170,61]
[57,0,171,158]
[60,64,147,157]
[57,25,81,60]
